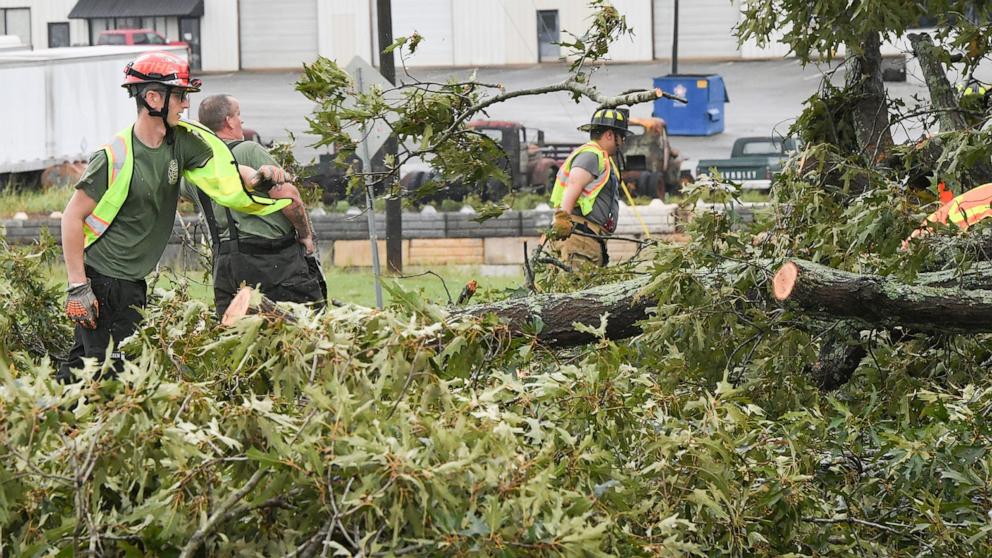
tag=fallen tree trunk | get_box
[802,261,992,389]
[920,229,992,264]
[457,275,653,348]
[224,258,992,389]
[773,259,992,333]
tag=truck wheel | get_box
[483,178,509,202]
[636,172,663,199]
[537,165,558,195]
[634,172,653,198]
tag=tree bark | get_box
[456,276,653,348]
[920,229,992,264]
[798,260,992,390]
[773,259,992,333]
[845,32,894,162]
[906,33,992,187]
[909,33,969,132]
[806,323,868,391]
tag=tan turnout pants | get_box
[544,214,608,269]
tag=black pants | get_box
[213,238,328,318]
[56,266,147,382]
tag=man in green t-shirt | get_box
[182,94,327,317]
[58,52,294,382]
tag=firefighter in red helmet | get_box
[57,51,294,382]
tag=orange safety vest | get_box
[926,183,992,231]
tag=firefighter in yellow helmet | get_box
[58,51,293,382]
[956,79,990,127]
[547,107,630,268]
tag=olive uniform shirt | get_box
[180,140,294,242]
[76,127,212,280]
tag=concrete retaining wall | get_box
[2,202,763,267]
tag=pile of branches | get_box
[4,216,992,556]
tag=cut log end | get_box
[221,287,254,326]
[773,261,799,301]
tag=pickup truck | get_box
[694,136,802,190]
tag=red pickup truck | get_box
[96,29,187,49]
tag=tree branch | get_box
[179,467,267,558]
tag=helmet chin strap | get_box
[136,86,176,145]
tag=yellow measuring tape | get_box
[620,181,652,239]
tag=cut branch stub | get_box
[773,261,799,301]
[221,287,298,326]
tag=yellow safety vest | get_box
[83,120,290,247]
[549,142,619,217]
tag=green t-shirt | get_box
[180,140,293,243]
[77,127,212,280]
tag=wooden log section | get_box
[773,259,992,333]
[455,276,653,348]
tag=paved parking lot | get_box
[195,56,944,170]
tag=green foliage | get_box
[6,163,992,554]
[8,3,992,555]
[738,0,992,65]
[295,1,638,212]
[267,132,324,208]
[0,234,72,360]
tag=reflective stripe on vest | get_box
[549,142,618,217]
[82,121,291,248]
[926,183,992,231]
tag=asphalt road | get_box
[194,56,949,171]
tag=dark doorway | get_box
[179,17,201,69]
[537,10,559,62]
[48,22,70,48]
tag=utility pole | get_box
[377,0,402,273]
[672,0,679,75]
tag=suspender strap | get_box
[198,139,249,248]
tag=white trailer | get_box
[0,45,187,174]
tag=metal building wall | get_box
[200,0,238,71]
[239,0,318,69]
[318,1,372,65]
[608,0,653,62]
[452,0,507,66]
[0,0,86,48]
[653,0,743,60]
[391,0,453,67]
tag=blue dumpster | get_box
[652,74,729,136]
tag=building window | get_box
[537,10,560,62]
[1,8,32,47]
[48,22,70,48]
[114,17,141,29]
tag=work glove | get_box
[550,209,574,240]
[66,280,99,329]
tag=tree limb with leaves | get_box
[295,0,682,204]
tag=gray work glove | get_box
[66,280,99,329]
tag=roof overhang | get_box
[69,0,204,19]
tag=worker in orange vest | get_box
[903,183,992,249]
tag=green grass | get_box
[40,261,524,308]
[0,185,74,218]
[322,267,524,307]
